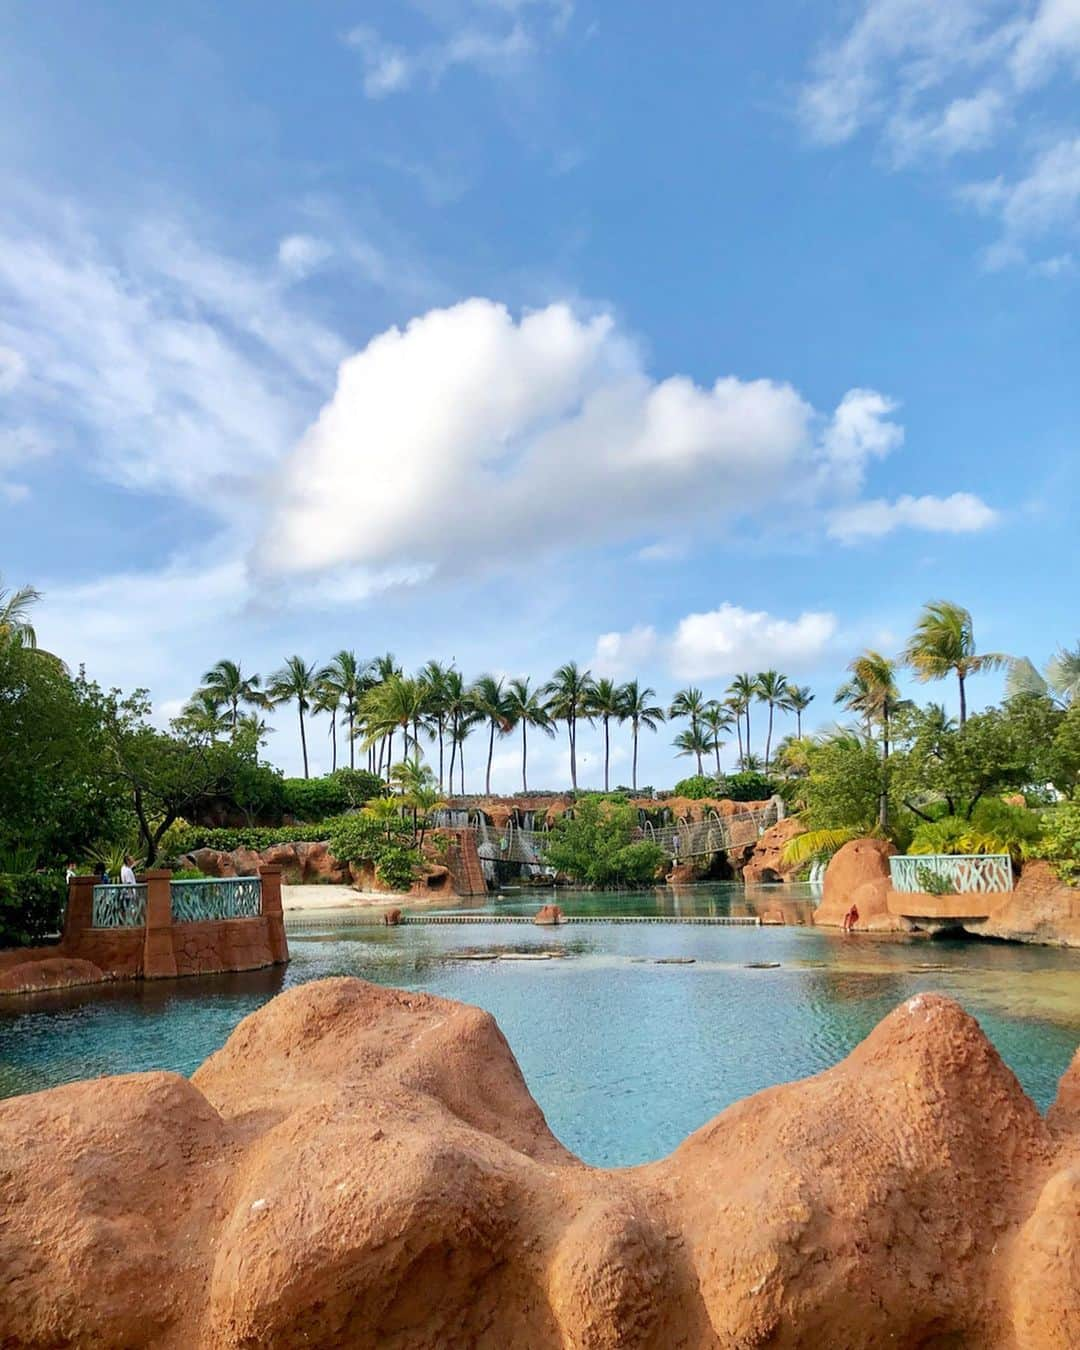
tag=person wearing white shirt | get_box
[119,857,138,887]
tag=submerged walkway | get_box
[285,912,761,928]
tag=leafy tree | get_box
[504,677,554,793]
[327,807,419,892]
[419,660,453,790]
[672,774,721,800]
[268,655,318,779]
[903,600,1007,725]
[543,795,665,887]
[0,643,126,866]
[360,673,427,778]
[443,668,475,795]
[890,705,1033,822]
[175,689,232,740]
[803,733,891,836]
[1033,802,1080,885]
[722,769,778,802]
[909,799,1043,864]
[543,662,595,792]
[620,679,665,792]
[390,757,443,846]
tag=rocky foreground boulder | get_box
[1,981,1078,1347]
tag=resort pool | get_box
[2,888,1078,1167]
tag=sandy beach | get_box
[281,883,456,914]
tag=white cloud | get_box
[277,233,333,278]
[1011,0,1080,89]
[636,541,686,562]
[799,0,1080,267]
[0,424,50,501]
[592,605,838,682]
[670,605,838,679]
[0,345,27,392]
[819,388,904,491]
[827,491,998,541]
[255,298,910,585]
[591,625,658,677]
[345,19,534,98]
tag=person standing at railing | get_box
[120,856,137,887]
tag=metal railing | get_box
[170,876,262,923]
[890,854,1014,895]
[91,884,147,928]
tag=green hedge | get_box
[165,817,353,856]
[280,770,383,822]
[0,872,67,948]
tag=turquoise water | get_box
[1,884,1078,1167]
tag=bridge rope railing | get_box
[457,802,779,865]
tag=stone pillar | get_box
[259,865,289,965]
[62,875,96,947]
[142,869,178,979]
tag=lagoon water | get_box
[2,882,1078,1166]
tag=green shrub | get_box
[915,864,955,896]
[0,872,67,947]
[327,813,420,894]
[543,796,666,887]
[672,775,721,800]
[720,771,778,802]
[170,867,211,881]
[165,817,354,856]
[909,799,1043,864]
[1033,801,1080,885]
[280,770,382,822]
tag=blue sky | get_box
[3,0,1078,788]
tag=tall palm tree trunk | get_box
[879,707,891,832]
[568,715,578,792]
[298,708,309,779]
[330,716,337,773]
[632,721,639,791]
[714,739,722,776]
[765,704,775,773]
[449,721,458,795]
[348,706,355,770]
[521,722,529,793]
[745,708,751,764]
[603,715,610,792]
[958,671,967,725]
[796,710,802,739]
[438,719,445,792]
[486,721,495,795]
[734,717,743,768]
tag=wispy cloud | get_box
[827,491,998,542]
[798,0,1080,271]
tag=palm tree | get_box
[470,675,512,796]
[903,600,1007,725]
[620,679,665,791]
[588,677,626,792]
[836,649,904,830]
[390,757,442,846]
[360,674,428,778]
[313,680,343,773]
[236,711,274,766]
[451,706,483,794]
[1007,642,1080,707]
[443,668,472,795]
[319,650,371,770]
[543,662,595,792]
[419,660,454,790]
[701,702,734,777]
[673,725,712,774]
[0,575,42,648]
[755,671,790,773]
[199,659,265,733]
[668,687,709,774]
[268,655,318,777]
[727,674,758,766]
[504,677,554,793]
[786,684,815,739]
[174,689,231,740]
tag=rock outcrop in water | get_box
[2,978,1079,1347]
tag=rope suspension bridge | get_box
[436,801,781,871]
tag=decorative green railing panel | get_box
[92,884,147,927]
[890,854,1013,894]
[170,877,262,923]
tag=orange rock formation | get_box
[2,979,1078,1346]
